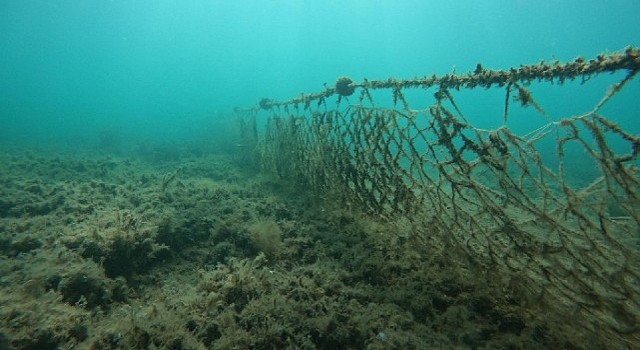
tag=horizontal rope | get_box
[256,46,639,110]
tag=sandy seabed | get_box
[0,147,570,349]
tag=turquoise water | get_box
[1,0,638,149]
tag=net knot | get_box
[259,98,273,110]
[335,76,355,96]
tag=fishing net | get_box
[234,47,640,346]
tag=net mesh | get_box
[235,47,640,346]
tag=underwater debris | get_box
[245,47,640,349]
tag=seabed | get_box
[0,147,575,349]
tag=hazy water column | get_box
[0,0,638,150]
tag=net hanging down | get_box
[235,47,640,347]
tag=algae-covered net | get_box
[235,47,640,346]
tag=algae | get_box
[0,147,578,349]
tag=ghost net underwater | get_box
[235,47,640,346]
